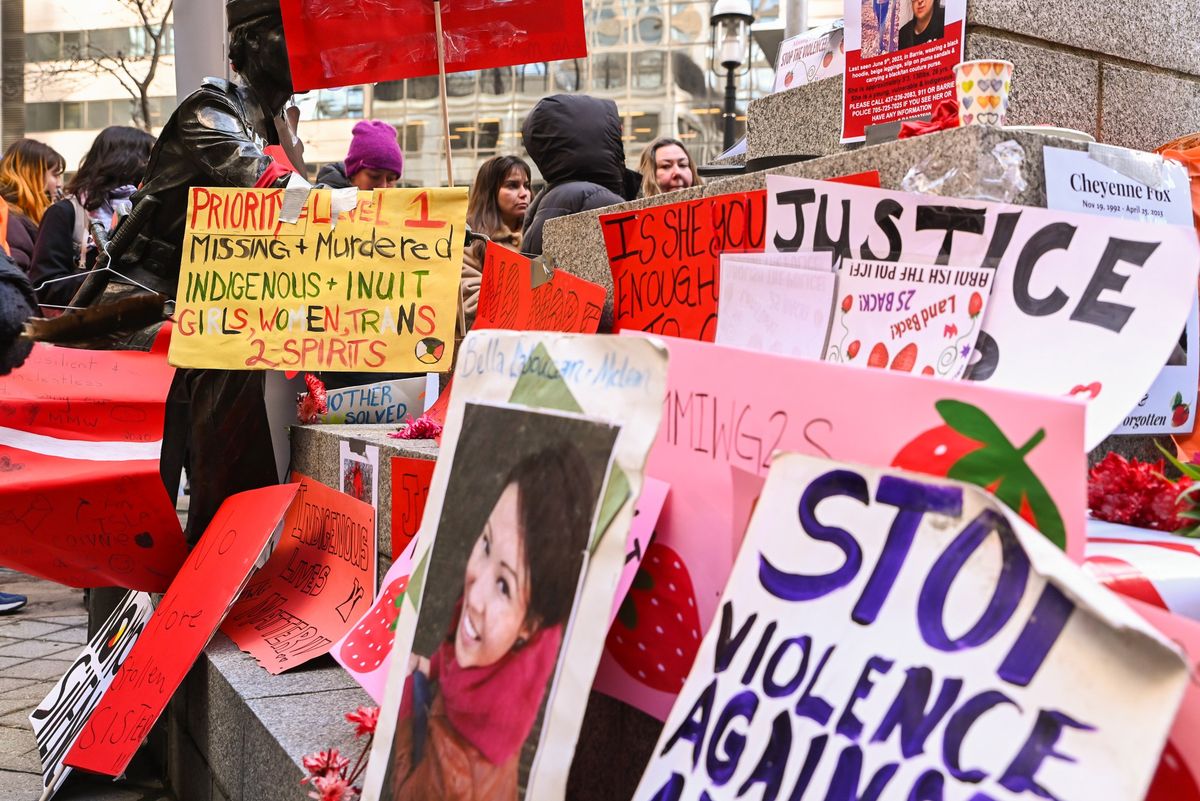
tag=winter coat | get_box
[0,249,34,375]
[521,95,640,256]
[30,198,92,310]
[461,224,523,326]
[4,206,37,274]
[316,161,353,189]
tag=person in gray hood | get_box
[521,95,641,256]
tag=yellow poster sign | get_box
[169,186,467,372]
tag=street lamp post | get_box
[710,0,755,152]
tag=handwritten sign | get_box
[610,477,670,627]
[595,333,1086,720]
[222,474,376,673]
[827,259,994,378]
[715,257,836,359]
[634,453,1187,800]
[601,191,767,341]
[390,456,434,558]
[170,187,467,373]
[333,548,415,705]
[31,591,155,799]
[318,376,427,425]
[475,242,606,333]
[766,174,1200,447]
[773,21,845,93]
[0,341,185,591]
[64,484,299,777]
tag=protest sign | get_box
[842,0,966,142]
[334,549,416,705]
[170,187,466,373]
[390,456,435,557]
[1043,145,1199,435]
[31,591,154,799]
[64,484,298,777]
[222,474,376,673]
[601,191,767,341]
[475,242,606,334]
[715,257,836,359]
[773,21,845,93]
[765,174,1200,447]
[826,259,994,378]
[594,334,1085,720]
[0,340,185,591]
[340,440,379,511]
[634,453,1187,801]
[362,331,669,801]
[610,477,671,627]
[280,0,586,92]
[317,377,427,425]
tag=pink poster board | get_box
[608,477,670,627]
[593,334,1086,720]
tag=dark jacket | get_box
[521,95,640,256]
[30,198,92,310]
[0,249,34,375]
[5,209,37,274]
[899,4,946,49]
[316,161,353,189]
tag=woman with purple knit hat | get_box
[318,119,405,190]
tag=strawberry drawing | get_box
[867,342,889,368]
[607,543,700,693]
[1147,740,1200,801]
[847,340,861,359]
[841,294,853,313]
[339,574,409,673]
[968,292,983,318]
[891,400,1066,550]
[1172,392,1191,428]
[890,343,917,372]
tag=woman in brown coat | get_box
[461,156,533,322]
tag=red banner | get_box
[0,339,185,591]
[65,484,299,777]
[475,242,606,334]
[280,0,587,92]
[391,456,435,558]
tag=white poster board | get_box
[715,257,836,359]
[634,453,1187,801]
[773,21,845,93]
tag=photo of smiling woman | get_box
[381,403,619,801]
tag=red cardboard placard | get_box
[280,0,587,92]
[0,340,186,591]
[222,474,376,674]
[64,484,299,776]
[475,242,606,334]
[390,456,435,558]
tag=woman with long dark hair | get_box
[0,139,66,273]
[461,155,532,321]
[29,126,155,309]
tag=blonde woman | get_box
[638,137,701,198]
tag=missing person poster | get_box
[842,0,965,142]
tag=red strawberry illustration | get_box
[1172,392,1191,428]
[841,294,853,313]
[1147,740,1200,801]
[606,543,700,693]
[867,342,889,368]
[847,340,861,359]
[921,365,935,376]
[890,343,917,372]
[891,400,1066,550]
[339,574,409,673]
[968,292,983,318]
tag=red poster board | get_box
[64,484,299,776]
[475,242,606,334]
[390,457,435,557]
[0,339,185,591]
[222,474,376,674]
[280,0,588,92]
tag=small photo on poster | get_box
[340,441,379,508]
[379,402,619,801]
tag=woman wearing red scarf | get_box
[384,443,594,800]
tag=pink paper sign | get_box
[332,548,416,705]
[593,334,1086,720]
[608,478,670,627]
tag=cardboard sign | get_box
[475,242,606,333]
[842,0,966,142]
[826,259,994,378]
[610,477,671,627]
[594,333,1086,720]
[333,547,416,705]
[634,453,1187,801]
[773,21,845,93]
[601,191,768,341]
[31,591,155,799]
[64,484,299,776]
[318,376,428,425]
[170,187,467,373]
[0,341,186,591]
[765,174,1200,447]
[390,456,435,557]
[222,474,376,673]
[1043,146,1200,435]
[715,257,836,359]
[280,0,587,92]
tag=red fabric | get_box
[1082,555,1169,609]
[898,99,961,139]
[254,155,295,189]
[402,601,563,765]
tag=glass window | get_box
[449,121,473,151]
[638,9,664,43]
[592,2,624,46]
[26,33,61,62]
[26,103,60,132]
[477,121,500,153]
[407,76,438,101]
[445,71,476,97]
[88,28,132,56]
[628,112,660,144]
[375,81,405,102]
[553,59,582,92]
[149,96,177,126]
[671,2,706,43]
[61,31,83,58]
[516,63,547,94]
[633,51,664,90]
[591,53,626,90]
[401,123,422,153]
[85,100,111,129]
[346,86,365,118]
[62,102,84,130]
[480,68,512,96]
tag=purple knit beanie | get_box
[345,120,404,178]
